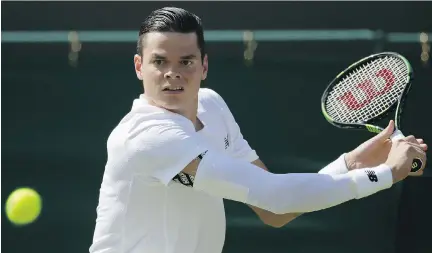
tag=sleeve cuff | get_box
[318,153,350,175]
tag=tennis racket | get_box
[321,52,423,173]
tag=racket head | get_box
[321,52,414,133]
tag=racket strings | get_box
[325,56,408,123]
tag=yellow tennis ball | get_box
[5,187,42,226]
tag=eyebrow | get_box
[180,54,197,60]
[151,54,167,59]
[151,54,197,60]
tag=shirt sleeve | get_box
[126,115,208,186]
[209,89,259,163]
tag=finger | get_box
[408,142,427,151]
[376,120,395,141]
[404,135,420,145]
[420,143,428,151]
[417,138,424,144]
[405,141,423,150]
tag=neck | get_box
[171,97,203,131]
[170,106,203,131]
[172,107,198,125]
[146,96,201,130]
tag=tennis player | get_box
[89,7,428,253]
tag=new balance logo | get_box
[224,135,230,149]
[365,170,378,182]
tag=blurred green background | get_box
[2,2,432,253]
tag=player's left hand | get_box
[345,120,428,176]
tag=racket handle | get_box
[390,130,423,173]
[390,129,405,141]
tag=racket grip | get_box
[390,130,423,173]
[390,129,405,141]
[411,158,423,173]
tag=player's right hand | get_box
[385,136,427,184]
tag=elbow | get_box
[263,219,287,228]
[258,213,296,228]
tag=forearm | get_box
[254,154,351,226]
[193,150,393,214]
[249,159,303,226]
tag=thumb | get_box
[375,120,395,140]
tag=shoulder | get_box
[108,98,196,153]
[105,97,207,182]
[198,88,229,110]
[199,88,222,99]
[107,110,201,175]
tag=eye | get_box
[152,59,165,66]
[180,60,193,66]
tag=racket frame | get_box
[321,52,423,173]
[321,52,414,134]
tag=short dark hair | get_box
[137,7,206,60]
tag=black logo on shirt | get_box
[365,170,378,182]
[224,134,230,149]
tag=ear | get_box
[201,54,208,81]
[134,54,143,80]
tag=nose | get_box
[164,70,181,79]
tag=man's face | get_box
[134,32,208,111]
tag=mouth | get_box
[162,86,184,93]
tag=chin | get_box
[162,104,183,111]
[158,100,185,111]
[153,95,193,113]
